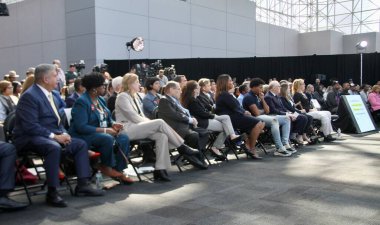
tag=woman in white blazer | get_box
[115,73,200,181]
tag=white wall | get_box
[255,22,298,57]
[0,0,67,79]
[1,0,380,78]
[342,32,380,54]
[94,0,257,62]
[298,30,343,56]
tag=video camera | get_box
[93,63,108,73]
[73,60,85,75]
[146,60,163,77]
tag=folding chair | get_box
[4,111,74,204]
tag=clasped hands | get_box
[105,123,124,136]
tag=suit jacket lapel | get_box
[34,85,57,119]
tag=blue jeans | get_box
[257,115,291,149]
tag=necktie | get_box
[48,94,61,125]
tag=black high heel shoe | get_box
[209,148,227,161]
[153,170,171,182]
[240,144,262,160]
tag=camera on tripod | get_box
[93,63,108,73]
[147,60,163,77]
[73,60,85,75]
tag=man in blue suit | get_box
[65,78,85,108]
[13,64,104,208]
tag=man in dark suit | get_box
[158,81,208,169]
[13,64,104,208]
[0,141,28,210]
[264,81,308,143]
[65,78,85,108]
[326,81,341,114]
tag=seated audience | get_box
[197,78,215,112]
[341,82,350,95]
[65,78,85,108]
[237,84,248,106]
[11,81,22,104]
[106,76,123,112]
[173,75,187,89]
[243,78,295,157]
[265,81,310,144]
[69,72,133,184]
[359,84,371,104]
[13,64,104,208]
[292,79,336,142]
[215,74,265,159]
[115,73,202,181]
[156,69,168,87]
[181,80,242,160]
[306,84,326,110]
[0,80,16,122]
[326,81,341,114]
[142,77,161,119]
[157,81,208,169]
[368,85,380,121]
[21,75,35,94]
[0,141,28,210]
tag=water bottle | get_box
[95,170,103,189]
[337,128,341,139]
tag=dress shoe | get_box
[183,155,208,169]
[46,192,67,208]
[98,165,123,177]
[177,144,200,156]
[324,135,336,142]
[153,170,171,182]
[115,175,134,185]
[209,147,227,161]
[0,196,28,211]
[75,184,105,196]
[241,144,262,160]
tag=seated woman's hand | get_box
[112,123,124,132]
[105,128,119,136]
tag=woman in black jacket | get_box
[181,80,241,160]
[214,75,265,159]
[279,82,313,144]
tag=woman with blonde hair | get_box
[292,79,335,142]
[115,73,201,181]
[21,75,35,94]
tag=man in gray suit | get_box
[158,81,208,169]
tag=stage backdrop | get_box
[105,52,380,85]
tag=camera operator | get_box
[65,64,78,85]
[156,69,168,87]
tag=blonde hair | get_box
[122,73,139,93]
[21,75,35,94]
[0,80,11,94]
[371,85,380,93]
[198,78,210,87]
[292,79,304,94]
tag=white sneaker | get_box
[284,144,297,153]
[274,148,292,157]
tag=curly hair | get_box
[81,72,105,90]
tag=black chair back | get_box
[3,110,16,143]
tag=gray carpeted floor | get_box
[1,131,379,225]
